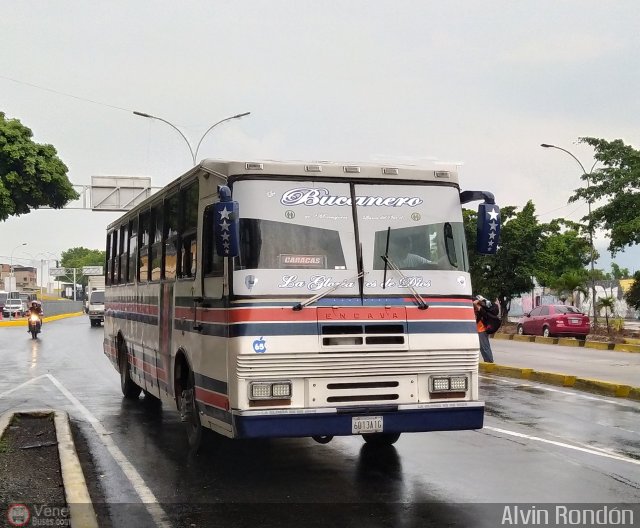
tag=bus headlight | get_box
[272,383,292,398]
[430,375,468,393]
[249,381,292,400]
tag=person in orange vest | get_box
[474,295,495,363]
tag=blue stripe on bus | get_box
[174,318,227,337]
[408,321,477,334]
[229,297,471,308]
[107,309,158,326]
[229,322,319,338]
[233,405,484,439]
[171,319,477,338]
[229,321,475,337]
[200,402,233,425]
[194,372,228,395]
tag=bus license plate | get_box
[352,416,383,434]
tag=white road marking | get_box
[44,374,172,528]
[480,375,639,408]
[485,426,640,466]
[0,374,49,399]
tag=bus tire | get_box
[119,343,141,400]
[362,432,401,446]
[181,371,203,451]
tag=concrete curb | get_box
[612,343,640,353]
[479,363,640,401]
[492,333,640,353]
[0,409,99,528]
[0,312,84,327]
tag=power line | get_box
[0,74,132,113]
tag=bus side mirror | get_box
[477,202,500,255]
[214,188,240,257]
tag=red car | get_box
[517,304,590,339]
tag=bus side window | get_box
[179,182,198,279]
[150,205,163,281]
[128,217,138,283]
[111,229,119,285]
[164,193,180,280]
[119,223,128,284]
[105,232,112,285]
[139,210,150,282]
[203,204,224,276]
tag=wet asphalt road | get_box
[0,317,639,528]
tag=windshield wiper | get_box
[382,226,391,290]
[292,271,366,311]
[380,255,429,310]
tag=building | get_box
[0,264,37,292]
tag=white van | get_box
[0,291,8,314]
[87,289,105,327]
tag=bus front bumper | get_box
[231,402,484,439]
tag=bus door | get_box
[156,281,174,399]
[192,203,229,430]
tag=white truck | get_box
[86,275,106,326]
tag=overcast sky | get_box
[1,0,639,276]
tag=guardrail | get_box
[41,300,85,316]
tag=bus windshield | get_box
[232,180,358,296]
[238,219,347,270]
[230,180,468,297]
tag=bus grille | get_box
[237,351,477,379]
[320,323,406,349]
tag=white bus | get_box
[104,159,500,449]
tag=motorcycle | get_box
[28,313,42,339]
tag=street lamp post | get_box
[44,253,60,297]
[20,251,47,298]
[133,111,251,166]
[9,243,27,290]
[541,143,598,327]
[8,243,27,320]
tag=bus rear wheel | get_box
[119,342,141,399]
[362,433,401,446]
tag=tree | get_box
[0,112,78,221]
[610,262,631,280]
[624,271,640,311]
[570,137,640,255]
[551,270,589,307]
[533,219,591,289]
[596,296,616,334]
[464,201,544,318]
[60,247,106,287]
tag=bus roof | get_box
[107,159,461,230]
[199,159,460,184]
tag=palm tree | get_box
[551,271,589,307]
[597,296,616,334]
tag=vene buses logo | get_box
[6,504,30,527]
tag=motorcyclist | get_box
[27,300,43,332]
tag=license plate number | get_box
[569,318,580,324]
[352,416,383,434]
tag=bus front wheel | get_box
[180,372,203,451]
[362,432,401,446]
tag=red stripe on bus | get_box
[196,387,229,410]
[406,307,475,321]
